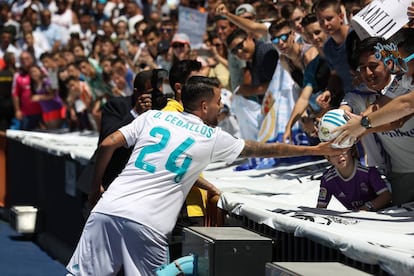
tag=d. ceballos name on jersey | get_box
[153,112,214,138]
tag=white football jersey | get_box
[93,110,245,236]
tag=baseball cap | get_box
[235,4,256,16]
[171,33,190,45]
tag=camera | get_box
[150,69,168,110]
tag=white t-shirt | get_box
[377,115,414,173]
[93,110,245,236]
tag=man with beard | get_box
[67,76,342,275]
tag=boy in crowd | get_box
[314,0,355,94]
[317,146,391,211]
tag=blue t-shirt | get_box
[323,29,354,93]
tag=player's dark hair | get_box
[182,76,220,112]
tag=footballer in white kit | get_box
[66,110,245,275]
[66,76,340,276]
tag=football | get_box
[318,109,354,148]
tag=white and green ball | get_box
[318,109,354,148]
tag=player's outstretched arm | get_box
[89,130,127,207]
[238,140,343,159]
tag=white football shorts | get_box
[66,212,169,276]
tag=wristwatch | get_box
[364,201,375,211]
[360,115,372,129]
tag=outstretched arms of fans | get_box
[215,3,269,39]
[284,86,314,143]
[334,91,414,145]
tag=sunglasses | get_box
[356,62,380,74]
[272,31,291,44]
[172,43,185,49]
[213,43,223,47]
[230,38,245,55]
[160,27,173,33]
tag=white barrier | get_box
[203,160,414,275]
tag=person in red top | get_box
[12,51,42,130]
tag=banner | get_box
[257,60,301,143]
[177,6,208,49]
[351,0,412,40]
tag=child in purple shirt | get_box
[317,147,391,211]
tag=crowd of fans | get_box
[1,0,414,210]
